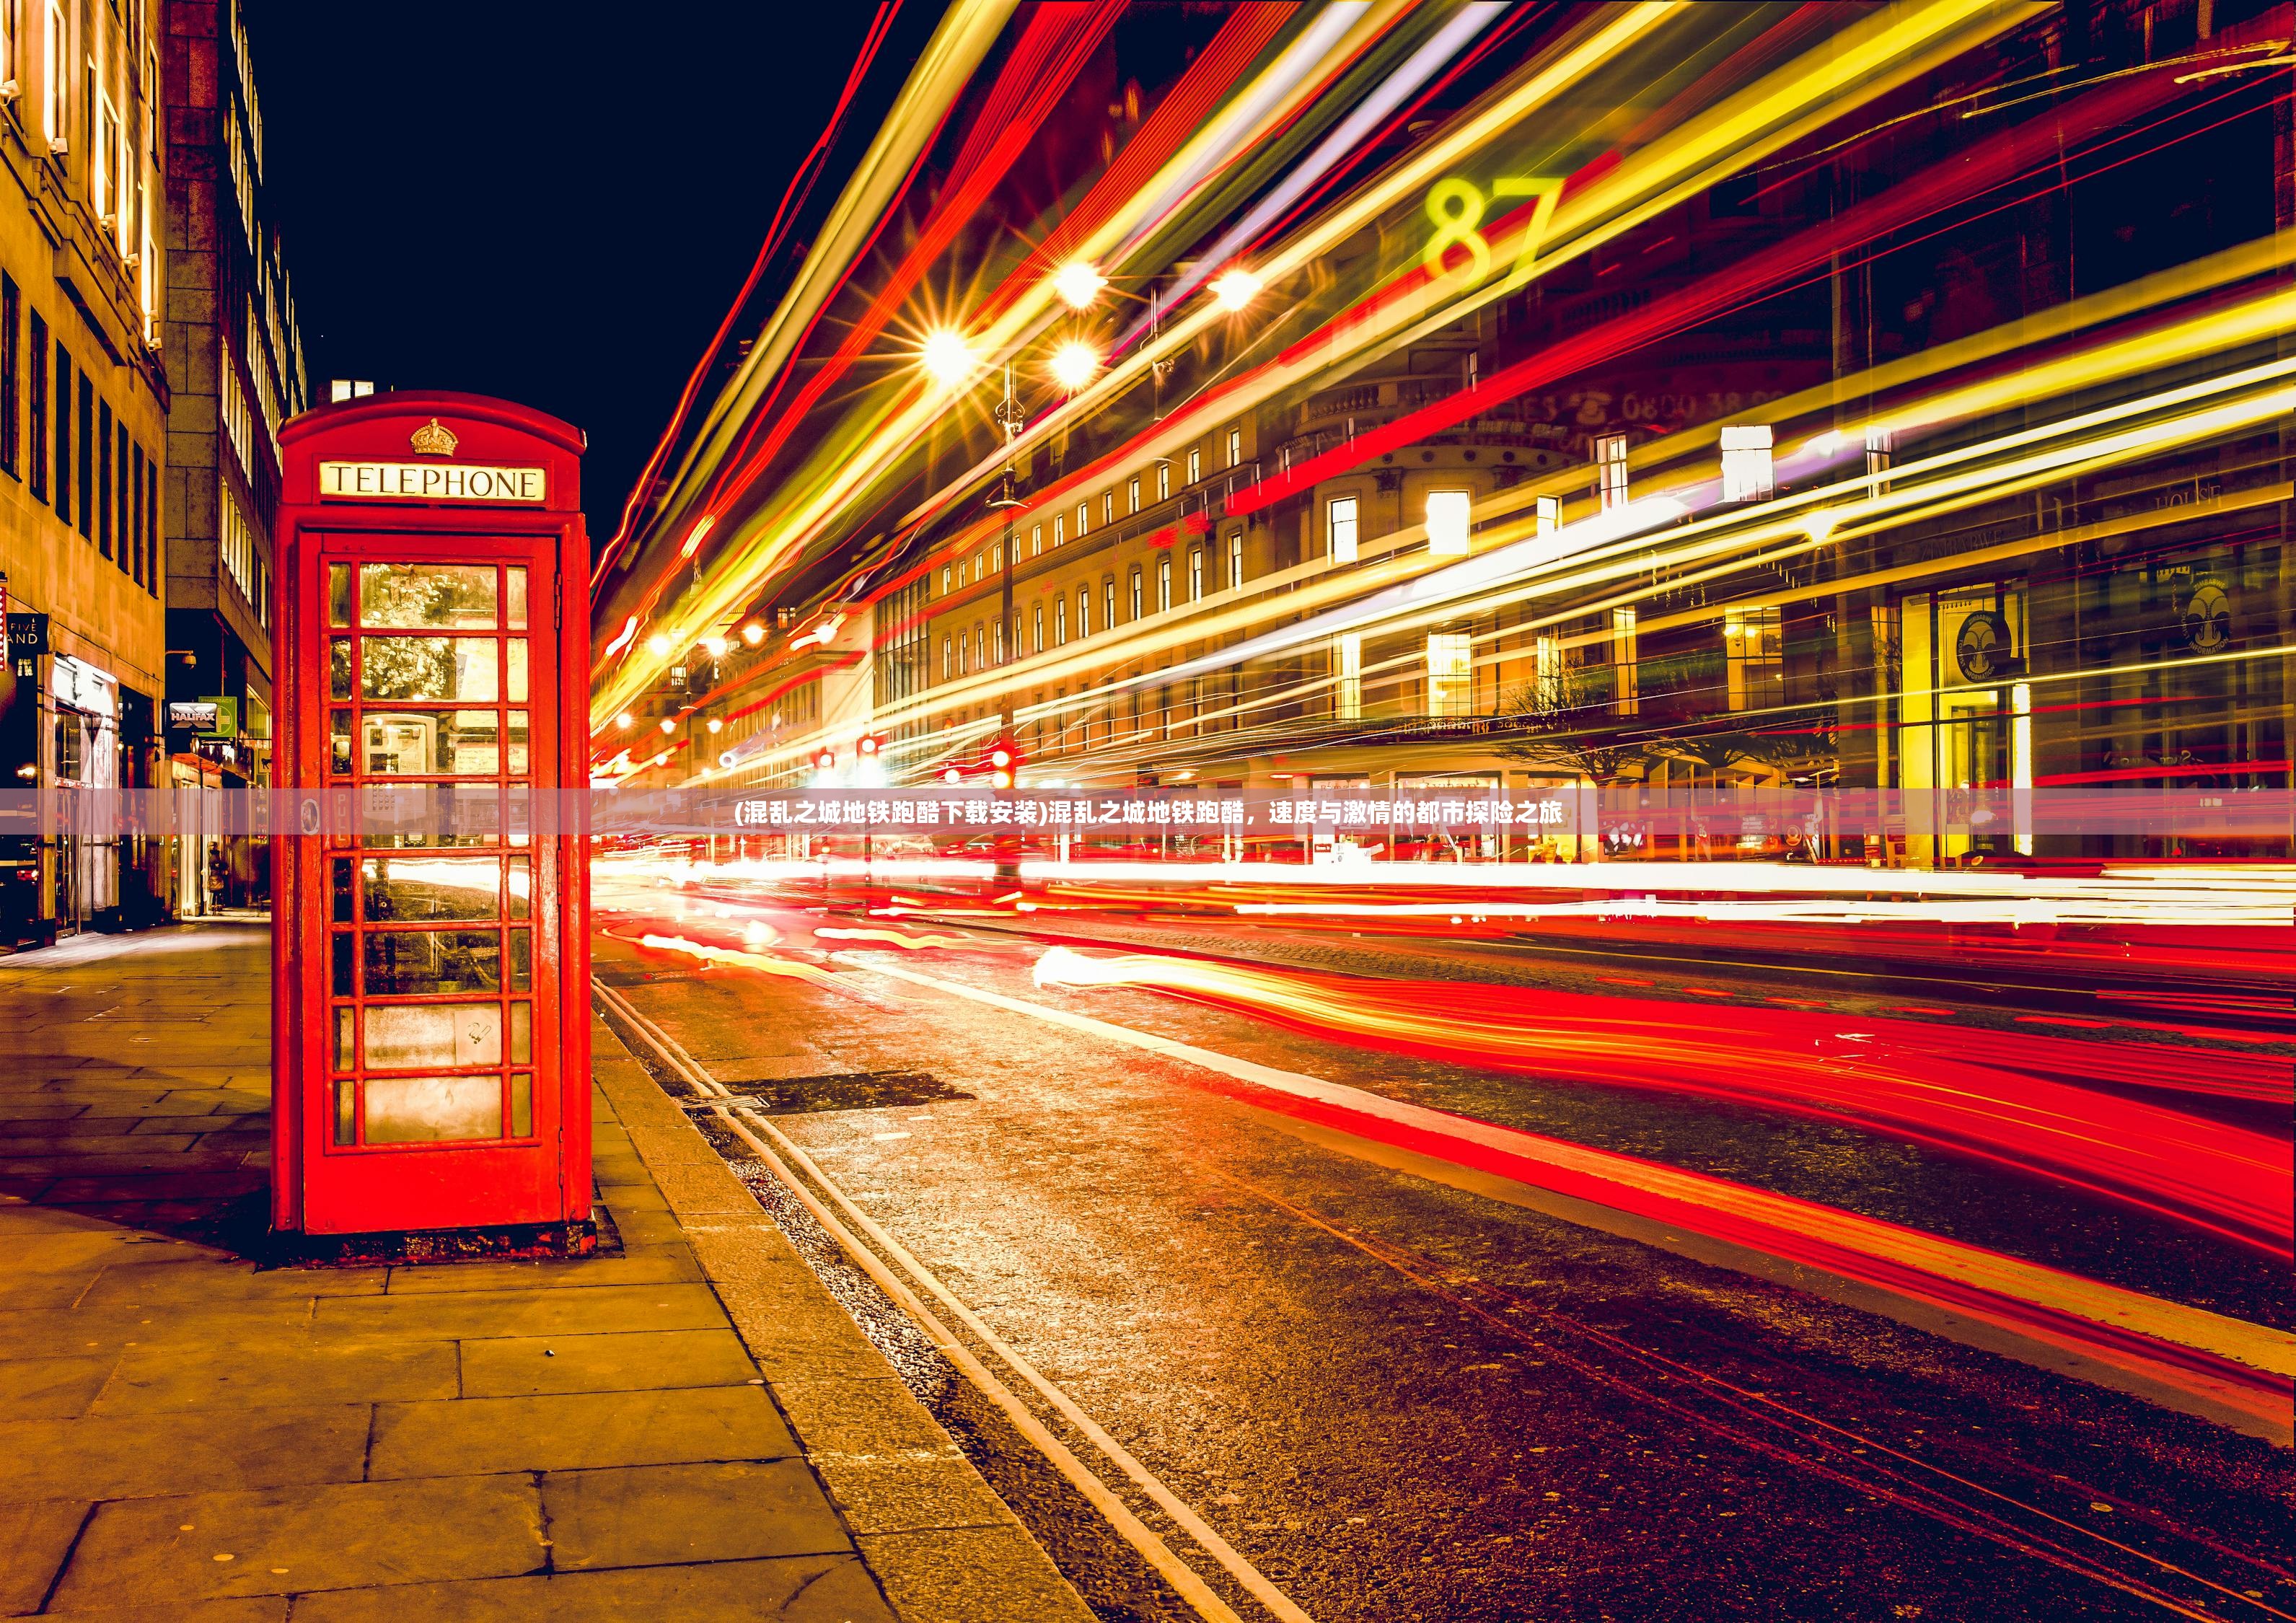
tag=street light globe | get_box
[1209,267,1262,312]
[920,328,976,388]
[741,621,765,646]
[705,717,723,734]
[703,635,728,659]
[1051,260,1104,309]
[615,711,635,730]
[646,633,672,658]
[659,718,676,735]
[1049,340,1099,392]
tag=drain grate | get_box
[684,1069,972,1116]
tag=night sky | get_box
[242,3,892,551]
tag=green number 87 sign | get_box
[1424,177,1563,291]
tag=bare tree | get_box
[1497,668,1652,785]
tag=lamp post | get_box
[988,367,1026,884]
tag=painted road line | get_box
[825,951,2295,1439]
[591,978,1310,1623]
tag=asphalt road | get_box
[591,884,2293,1623]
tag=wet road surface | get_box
[591,886,2293,1623]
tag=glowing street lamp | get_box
[702,635,727,659]
[1209,267,1262,312]
[615,711,635,730]
[659,718,676,735]
[741,621,765,646]
[1048,340,1099,393]
[645,633,672,658]
[1051,260,1104,309]
[920,328,977,388]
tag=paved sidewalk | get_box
[0,923,1091,1622]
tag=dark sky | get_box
[242,2,894,549]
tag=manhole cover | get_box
[685,1070,972,1115]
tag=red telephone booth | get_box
[271,392,591,1241]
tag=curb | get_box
[590,1008,1099,1623]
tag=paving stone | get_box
[40,1598,289,1622]
[92,1338,459,1412]
[40,1599,288,1622]
[0,1403,371,1499]
[773,1377,962,1459]
[47,1476,546,1608]
[0,1353,118,1421]
[812,1454,1020,1537]
[458,1327,759,1397]
[369,1385,796,1479]
[0,1497,92,1615]
[379,1252,701,1295]
[589,1179,669,1212]
[285,1553,893,1622]
[76,1257,384,1307]
[856,1525,1099,1623]
[312,1282,729,1340]
[545,1460,853,1569]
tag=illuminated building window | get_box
[94,94,118,222]
[1334,633,1362,721]
[1103,491,1114,527]
[972,625,983,669]
[993,619,1004,662]
[1055,596,1067,645]
[1593,431,1630,510]
[0,276,17,478]
[990,542,1002,571]
[1720,424,1774,503]
[1425,489,1471,557]
[1076,584,1090,638]
[1328,496,1358,564]
[1031,523,1042,555]
[1227,428,1241,467]
[44,0,65,148]
[1611,607,1639,716]
[1158,558,1171,614]
[1534,635,1562,710]
[1189,547,1202,602]
[1226,533,1243,591]
[1128,477,1140,514]
[1187,447,1200,484]
[1724,605,1782,711]
[1129,566,1142,621]
[1865,426,1894,496]
[1102,579,1114,635]
[1427,632,1472,718]
[1033,604,1044,652]
[1157,461,1170,501]
[1053,514,1065,545]
[941,635,952,679]
[1076,501,1088,537]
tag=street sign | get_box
[6,612,49,661]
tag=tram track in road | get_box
[592,975,1317,1623]
[594,943,2295,1622]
